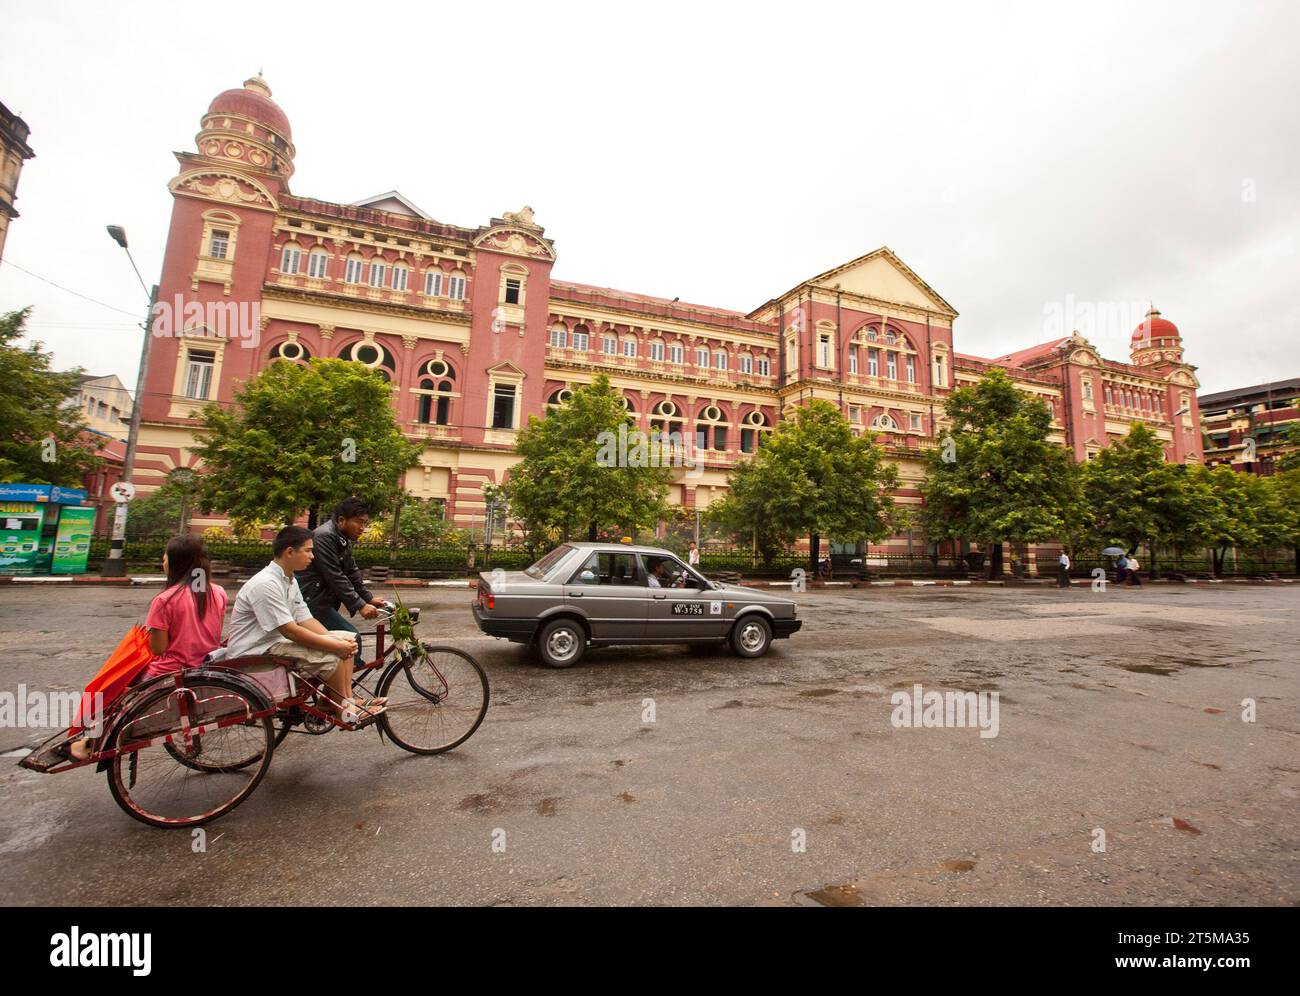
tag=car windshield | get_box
[525,544,575,581]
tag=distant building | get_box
[0,100,35,265]
[1199,377,1300,475]
[75,373,133,440]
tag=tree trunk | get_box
[989,542,1003,579]
[810,532,821,576]
[307,507,319,530]
[588,521,598,542]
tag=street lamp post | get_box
[102,225,156,578]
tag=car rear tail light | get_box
[478,587,494,610]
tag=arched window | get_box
[697,404,728,451]
[416,374,455,426]
[872,413,897,430]
[650,400,682,441]
[424,268,444,297]
[547,387,575,407]
[269,339,311,363]
[343,339,396,374]
[391,263,409,292]
[740,410,769,453]
[367,258,388,288]
[307,248,330,279]
[344,254,365,284]
[279,242,303,274]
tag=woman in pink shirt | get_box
[140,534,227,680]
[66,534,226,761]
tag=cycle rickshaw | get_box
[19,603,489,829]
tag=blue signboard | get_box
[0,484,88,505]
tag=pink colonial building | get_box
[134,76,1202,554]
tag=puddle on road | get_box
[795,884,866,907]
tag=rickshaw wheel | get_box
[106,675,274,829]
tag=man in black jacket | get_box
[296,496,388,667]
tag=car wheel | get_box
[538,618,586,668]
[730,615,772,658]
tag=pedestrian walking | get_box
[1057,551,1071,587]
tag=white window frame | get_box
[757,357,770,377]
[391,265,408,292]
[714,350,728,371]
[740,354,753,375]
[424,270,443,296]
[448,275,466,300]
[368,261,388,288]
[622,338,637,358]
[184,350,215,400]
[307,251,330,278]
[572,331,590,351]
[669,343,684,364]
[548,327,567,349]
[868,349,879,377]
[209,230,230,259]
[345,258,364,284]
[906,354,915,384]
[602,335,617,355]
[280,246,301,274]
[650,341,665,362]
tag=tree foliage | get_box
[191,358,423,525]
[501,373,672,546]
[0,307,102,485]
[709,400,899,565]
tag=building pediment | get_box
[794,247,958,318]
[170,170,276,211]
[486,360,527,378]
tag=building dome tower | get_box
[1130,304,1183,366]
[194,75,295,191]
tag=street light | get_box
[102,224,158,578]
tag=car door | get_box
[563,550,647,640]
[641,554,728,641]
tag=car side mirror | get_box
[580,570,597,584]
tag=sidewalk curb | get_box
[3,574,1294,590]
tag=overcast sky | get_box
[1,0,1296,396]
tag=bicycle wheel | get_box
[377,644,489,755]
[106,675,274,829]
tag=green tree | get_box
[1266,469,1300,573]
[192,358,423,527]
[706,450,803,567]
[710,400,899,573]
[1193,465,1264,577]
[502,373,672,546]
[1082,422,1187,576]
[921,368,1073,577]
[0,307,102,485]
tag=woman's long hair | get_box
[160,534,213,619]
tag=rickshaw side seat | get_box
[215,655,301,704]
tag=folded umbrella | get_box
[1101,547,1126,556]
[69,624,153,735]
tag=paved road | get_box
[0,582,1296,906]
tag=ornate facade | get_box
[136,77,1203,548]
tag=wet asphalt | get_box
[0,581,1296,906]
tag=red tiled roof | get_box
[994,337,1071,368]
[550,280,749,318]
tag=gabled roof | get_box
[752,246,959,319]
[350,191,433,219]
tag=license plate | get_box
[672,603,704,615]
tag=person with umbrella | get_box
[1102,546,1126,585]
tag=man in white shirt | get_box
[227,526,380,714]
[688,542,700,567]
[1057,551,1071,587]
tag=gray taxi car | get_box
[472,542,802,667]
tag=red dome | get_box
[207,76,291,139]
[1131,306,1179,343]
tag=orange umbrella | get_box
[69,625,153,735]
